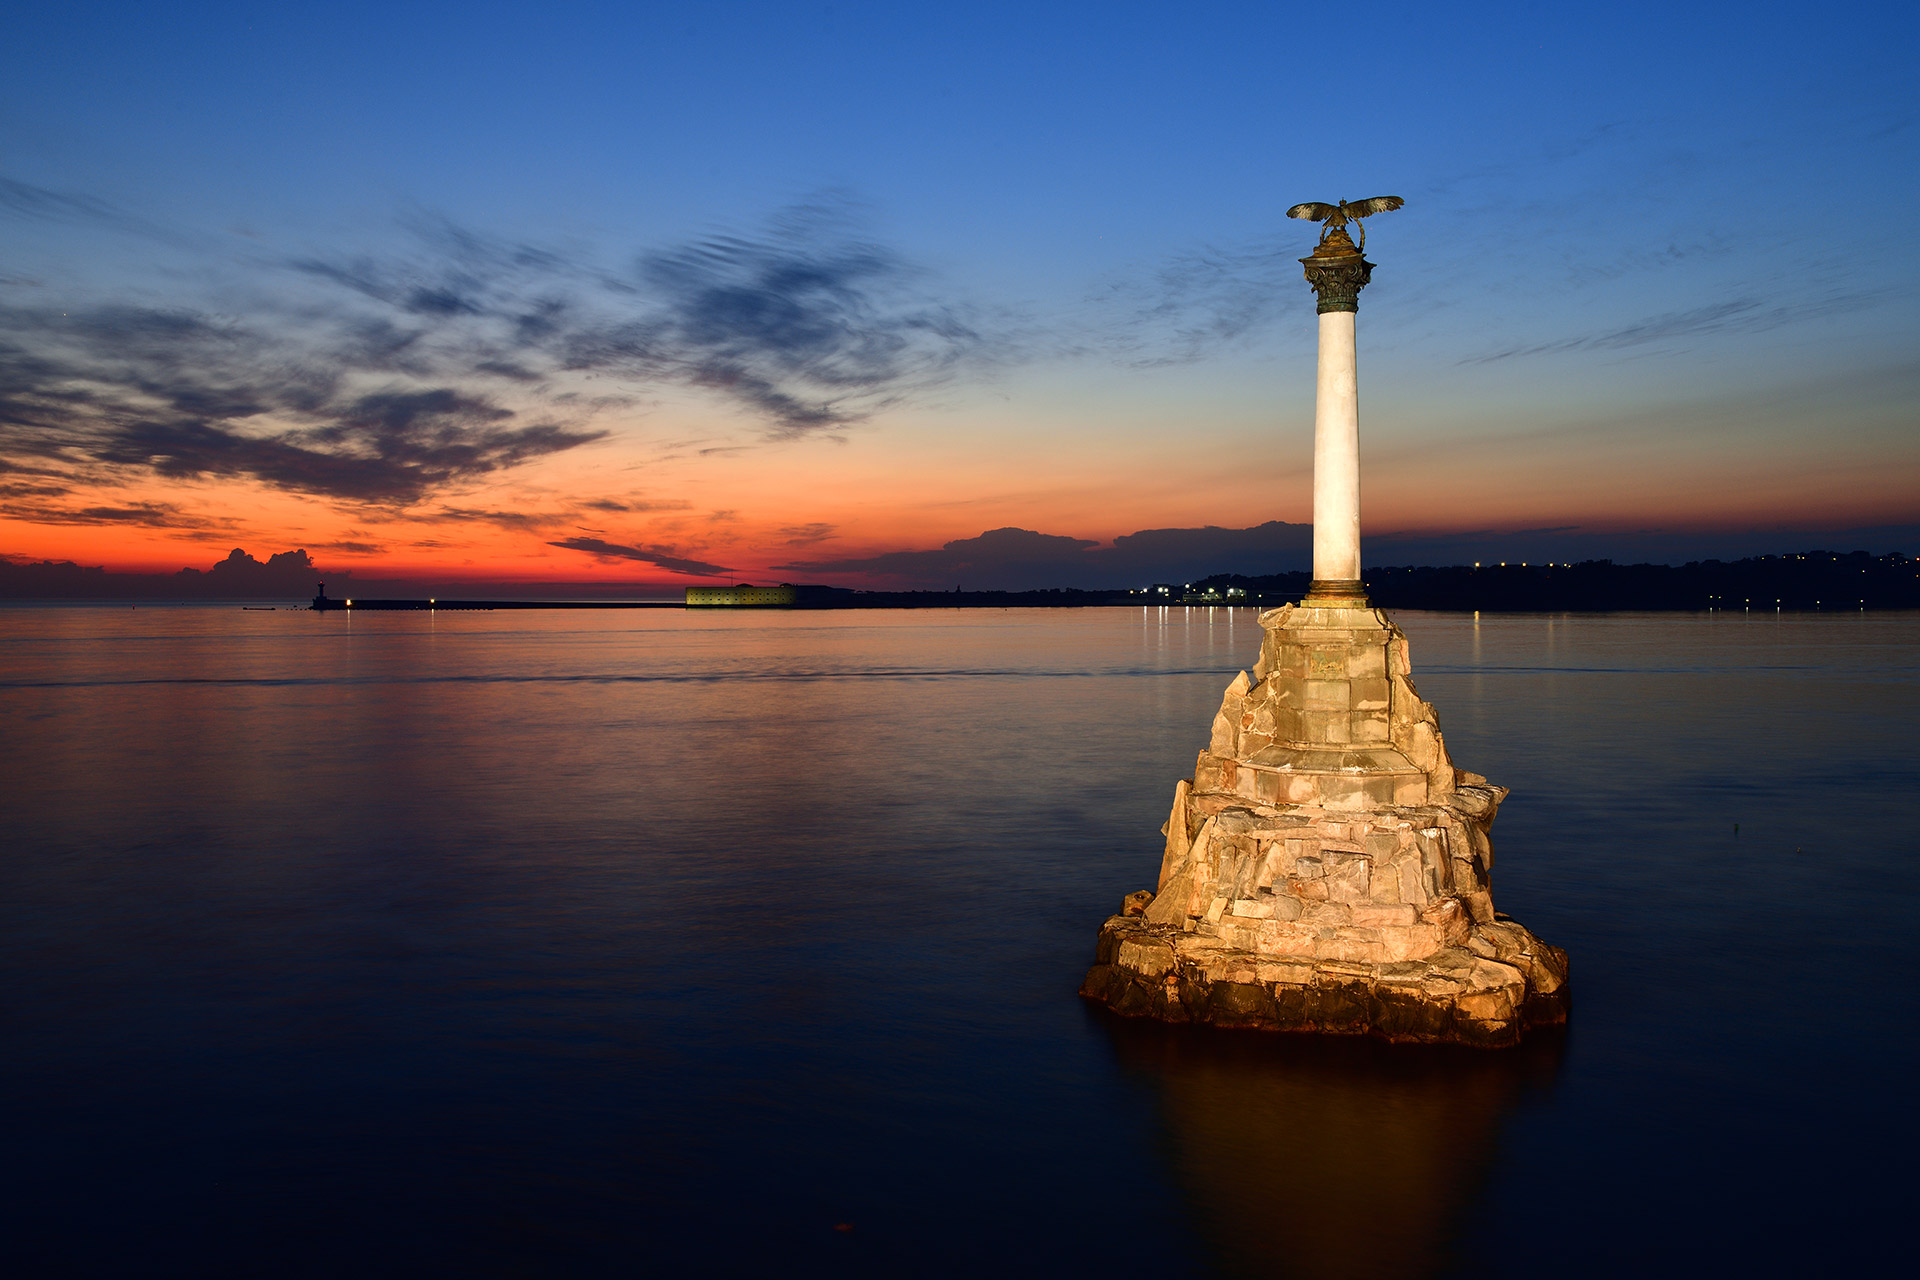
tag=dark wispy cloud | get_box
[0,176,126,225]
[1095,236,1308,366]
[0,184,1006,526]
[0,498,234,529]
[275,200,1003,436]
[1464,293,1878,363]
[581,497,693,513]
[547,535,730,578]
[777,522,837,545]
[0,175,197,248]
[420,506,579,531]
[613,206,995,436]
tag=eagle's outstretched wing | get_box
[1344,196,1405,218]
[1286,202,1340,222]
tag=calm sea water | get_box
[2,604,1915,1277]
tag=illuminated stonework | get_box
[1080,602,1569,1046]
[1080,205,1569,1046]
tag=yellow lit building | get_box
[684,584,798,607]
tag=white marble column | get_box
[1298,231,1373,603]
[1312,309,1361,585]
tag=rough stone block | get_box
[1156,779,1192,892]
[1304,678,1350,710]
[1363,832,1400,860]
[1353,716,1390,743]
[1301,710,1349,744]
[1420,898,1472,947]
[1302,900,1351,927]
[1270,981,1312,1024]
[1371,982,1453,1041]
[1367,776,1404,806]
[1350,677,1390,711]
[1456,986,1518,1026]
[1453,785,1501,819]
[1078,963,1115,1001]
[1397,859,1428,907]
[1378,923,1443,962]
[1142,869,1190,925]
[1108,975,1155,1017]
[1206,981,1278,1028]
[1314,931,1387,964]
[1351,903,1418,928]
[1255,925,1316,956]
[1347,645,1386,679]
[1115,937,1176,978]
[1323,853,1371,903]
[1255,959,1315,985]
[1311,777,1357,809]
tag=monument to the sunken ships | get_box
[1081,198,1569,1047]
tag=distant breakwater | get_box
[309,598,682,611]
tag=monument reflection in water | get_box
[1102,1017,1563,1278]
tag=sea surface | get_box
[2,603,1915,1277]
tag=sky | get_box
[3,0,1917,590]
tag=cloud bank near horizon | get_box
[11,516,1919,600]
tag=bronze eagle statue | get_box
[1287,196,1404,249]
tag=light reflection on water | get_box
[0,605,1914,1276]
[1103,1017,1565,1280]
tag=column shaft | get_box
[1312,309,1361,585]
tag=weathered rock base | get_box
[1081,600,1569,1047]
[1081,912,1568,1048]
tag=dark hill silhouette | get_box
[1188,551,1916,611]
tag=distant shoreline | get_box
[3,550,1913,612]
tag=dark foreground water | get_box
[2,604,1915,1277]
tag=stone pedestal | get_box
[1081,602,1569,1046]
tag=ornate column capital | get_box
[1300,228,1373,314]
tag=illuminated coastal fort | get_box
[684,584,799,607]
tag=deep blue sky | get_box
[4,1,1917,583]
